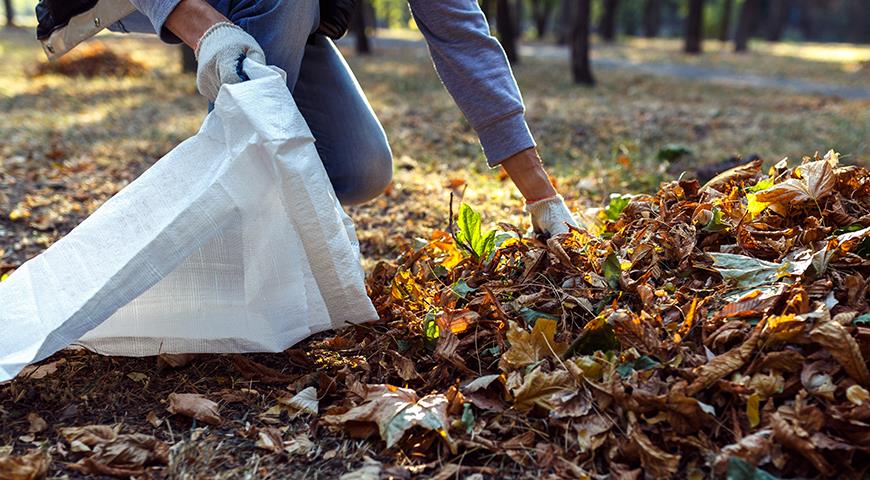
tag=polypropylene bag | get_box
[0,60,378,381]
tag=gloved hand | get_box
[195,22,266,102]
[525,195,578,237]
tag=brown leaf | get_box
[322,385,454,451]
[500,319,569,371]
[61,426,167,476]
[166,393,222,426]
[755,158,836,205]
[231,356,296,384]
[256,427,284,454]
[687,328,760,396]
[632,425,680,478]
[25,413,47,434]
[0,450,49,480]
[510,366,574,412]
[699,159,763,194]
[771,411,832,475]
[157,353,197,369]
[810,318,870,387]
[711,429,773,475]
[394,354,420,381]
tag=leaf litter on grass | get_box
[1,150,869,478]
[317,150,870,478]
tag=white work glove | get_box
[195,22,266,102]
[525,195,578,237]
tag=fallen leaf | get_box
[846,385,869,405]
[25,413,47,434]
[510,366,574,412]
[166,393,221,426]
[0,450,48,480]
[755,158,836,205]
[255,427,284,454]
[231,356,296,384]
[500,319,568,370]
[688,329,760,395]
[809,318,870,387]
[323,385,454,451]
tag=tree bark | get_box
[354,0,371,55]
[496,0,519,63]
[572,0,594,85]
[557,0,575,44]
[181,45,197,73]
[532,0,555,39]
[684,0,704,54]
[598,0,619,42]
[642,0,661,38]
[481,0,495,23]
[514,0,524,38]
[734,0,758,52]
[765,0,790,42]
[719,0,733,41]
[3,0,14,27]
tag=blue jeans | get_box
[114,0,393,205]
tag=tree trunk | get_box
[719,0,733,42]
[496,0,519,63]
[181,45,197,73]
[532,0,555,39]
[557,0,575,44]
[514,0,524,38]
[3,0,14,27]
[642,0,661,38]
[765,0,790,42]
[734,0,758,52]
[598,0,619,42]
[572,0,594,85]
[481,0,495,24]
[354,0,371,55]
[684,0,704,54]
[796,0,813,40]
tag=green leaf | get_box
[854,313,870,326]
[746,177,775,193]
[726,457,779,480]
[602,253,622,289]
[450,280,477,299]
[833,224,865,235]
[456,203,481,252]
[518,307,559,326]
[604,193,631,221]
[476,229,497,259]
[703,207,728,233]
[709,253,795,290]
[424,310,440,341]
[656,144,692,162]
[461,403,475,434]
[616,355,662,378]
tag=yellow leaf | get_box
[747,392,761,428]
[745,193,770,219]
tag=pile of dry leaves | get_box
[1,151,868,479]
[316,151,869,478]
[32,42,146,78]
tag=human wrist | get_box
[164,0,229,50]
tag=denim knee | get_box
[329,135,393,206]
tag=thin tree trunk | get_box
[532,0,555,39]
[598,0,619,42]
[765,0,790,42]
[719,0,733,42]
[354,0,371,54]
[734,0,758,52]
[796,0,813,40]
[181,45,197,73]
[481,0,495,24]
[496,0,519,63]
[642,0,661,38]
[3,0,14,27]
[572,0,594,85]
[684,0,704,54]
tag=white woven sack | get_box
[0,60,378,381]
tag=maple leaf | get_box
[509,366,575,412]
[500,319,569,371]
[754,157,836,205]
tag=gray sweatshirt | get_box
[129,0,535,166]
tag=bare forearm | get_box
[501,148,558,202]
[164,0,228,49]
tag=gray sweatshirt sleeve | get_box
[128,0,182,42]
[408,0,535,166]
